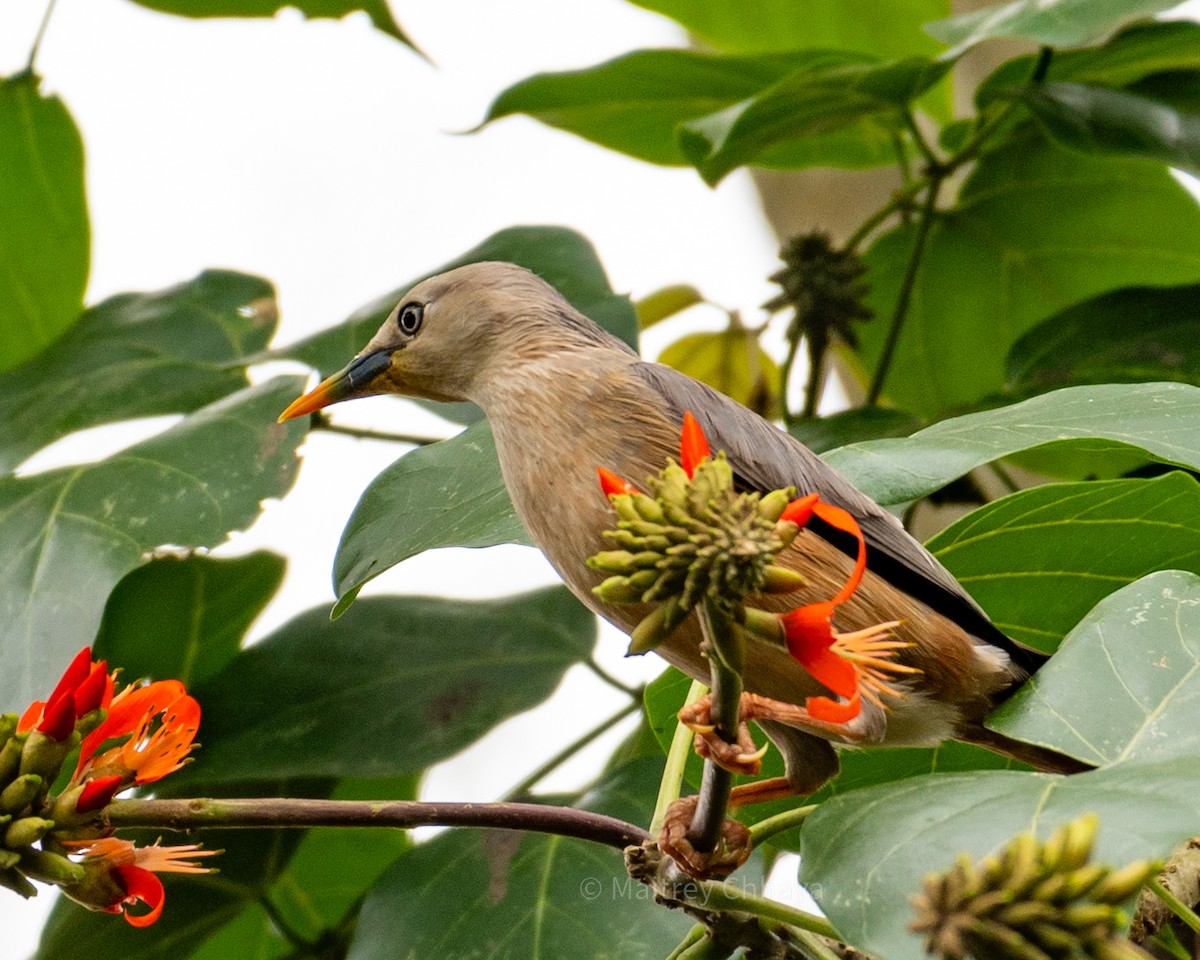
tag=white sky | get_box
[5,0,1199,953]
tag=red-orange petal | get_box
[76,680,189,776]
[597,467,634,497]
[115,865,165,927]
[74,661,110,717]
[46,647,93,711]
[17,699,45,735]
[77,775,124,814]
[39,690,77,741]
[679,411,710,478]
[780,493,819,528]
[806,690,862,723]
[781,603,858,699]
[812,501,867,605]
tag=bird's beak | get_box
[277,349,393,422]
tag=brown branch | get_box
[103,797,648,851]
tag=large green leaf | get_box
[787,407,922,455]
[1020,82,1200,175]
[0,270,276,474]
[825,382,1200,507]
[929,473,1200,651]
[0,73,88,372]
[333,419,530,612]
[94,550,286,687]
[125,0,419,50]
[175,587,593,784]
[975,21,1200,108]
[679,56,953,185]
[630,0,949,58]
[347,758,692,960]
[658,327,778,416]
[481,49,802,165]
[1006,284,1200,391]
[802,757,1200,960]
[926,0,1184,52]
[276,226,638,379]
[854,129,1200,416]
[0,378,305,710]
[990,570,1200,765]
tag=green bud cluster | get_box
[589,454,804,654]
[0,712,101,899]
[911,814,1158,960]
[763,231,872,351]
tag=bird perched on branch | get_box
[279,261,1084,798]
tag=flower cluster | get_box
[911,813,1158,960]
[0,647,212,926]
[593,412,911,723]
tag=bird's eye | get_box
[396,302,424,336]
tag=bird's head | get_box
[278,260,605,421]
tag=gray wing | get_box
[633,362,1042,670]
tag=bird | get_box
[278,260,1085,800]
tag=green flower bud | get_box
[756,488,795,523]
[0,774,42,814]
[5,816,54,848]
[628,604,678,655]
[1090,860,1160,905]
[18,847,85,886]
[0,867,37,899]
[0,733,23,788]
[19,729,79,784]
[632,493,665,524]
[0,849,19,871]
[588,550,638,574]
[760,564,806,594]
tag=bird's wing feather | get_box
[632,362,1042,670]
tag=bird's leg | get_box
[680,691,872,779]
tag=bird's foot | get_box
[657,795,752,881]
[677,696,770,776]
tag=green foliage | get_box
[9,0,1200,958]
[0,73,88,372]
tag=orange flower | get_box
[597,466,635,497]
[679,411,711,477]
[778,493,912,721]
[18,647,114,741]
[73,680,200,791]
[63,836,217,927]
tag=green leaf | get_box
[347,758,692,960]
[277,226,638,379]
[678,56,953,185]
[802,757,1200,960]
[0,270,276,475]
[635,284,703,329]
[1006,283,1200,391]
[990,570,1200,765]
[975,21,1200,108]
[928,473,1200,651]
[926,0,1185,52]
[630,0,949,59]
[482,49,801,165]
[0,73,88,373]
[825,382,1200,507]
[854,128,1200,417]
[175,588,594,784]
[94,551,286,687]
[1022,82,1200,174]
[658,328,779,416]
[0,378,305,710]
[125,0,420,50]
[333,419,530,610]
[787,407,922,455]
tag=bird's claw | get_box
[678,695,768,776]
[657,795,752,881]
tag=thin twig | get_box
[257,893,315,951]
[583,657,643,699]
[503,699,641,800]
[689,879,840,940]
[865,178,942,407]
[780,330,804,429]
[1148,878,1200,935]
[844,179,926,252]
[650,679,707,837]
[26,0,59,72]
[104,797,649,850]
[747,804,817,845]
[903,110,941,171]
[309,413,444,446]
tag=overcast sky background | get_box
[3,0,1199,953]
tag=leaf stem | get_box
[780,327,804,428]
[865,178,942,407]
[688,880,840,940]
[310,412,444,446]
[844,179,926,252]
[650,679,707,836]
[903,110,940,171]
[103,797,649,850]
[26,0,59,72]
[1148,877,1200,935]
[747,804,817,845]
[584,657,643,699]
[257,893,315,951]
[503,698,641,800]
